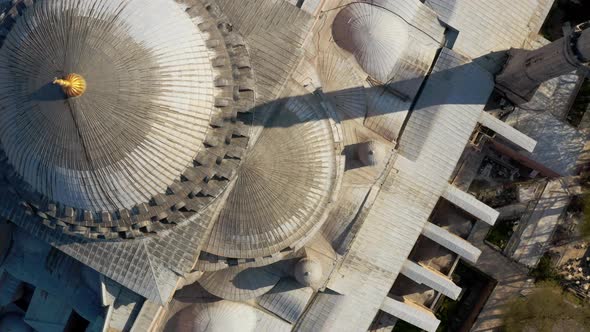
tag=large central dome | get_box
[0,0,215,212]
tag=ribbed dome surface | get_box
[166,301,257,332]
[204,98,337,258]
[0,0,215,212]
[294,257,323,288]
[332,3,409,82]
[317,51,367,122]
[199,265,280,301]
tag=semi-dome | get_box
[332,3,409,82]
[166,301,257,332]
[199,265,280,301]
[294,257,323,288]
[203,97,338,258]
[316,51,367,122]
[0,0,253,238]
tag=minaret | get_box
[496,24,590,105]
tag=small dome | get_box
[0,313,33,332]
[332,3,409,82]
[167,301,257,332]
[294,258,323,288]
[358,141,387,166]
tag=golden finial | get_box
[53,73,86,98]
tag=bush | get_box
[529,253,558,282]
[485,219,517,250]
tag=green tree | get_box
[503,282,590,332]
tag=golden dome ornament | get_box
[53,73,87,97]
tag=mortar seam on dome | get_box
[0,0,256,240]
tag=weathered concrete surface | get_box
[508,178,576,267]
[468,222,531,332]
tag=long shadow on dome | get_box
[30,82,67,102]
[249,53,504,125]
[0,48,513,309]
[0,51,508,247]
[241,51,506,163]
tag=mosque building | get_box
[0,0,587,331]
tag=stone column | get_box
[496,26,590,104]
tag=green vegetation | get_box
[435,262,497,332]
[502,282,590,332]
[392,320,422,332]
[435,296,459,332]
[485,219,517,250]
[529,253,558,282]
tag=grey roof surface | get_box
[425,0,554,57]
[506,108,587,176]
[203,96,338,259]
[0,1,563,331]
[297,47,496,332]
[256,278,314,324]
[0,184,219,304]
[508,178,573,267]
[360,0,445,142]
[0,0,325,305]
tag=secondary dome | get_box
[199,265,280,301]
[0,0,215,212]
[203,97,338,258]
[167,301,257,332]
[332,3,409,82]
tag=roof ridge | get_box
[142,240,179,305]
